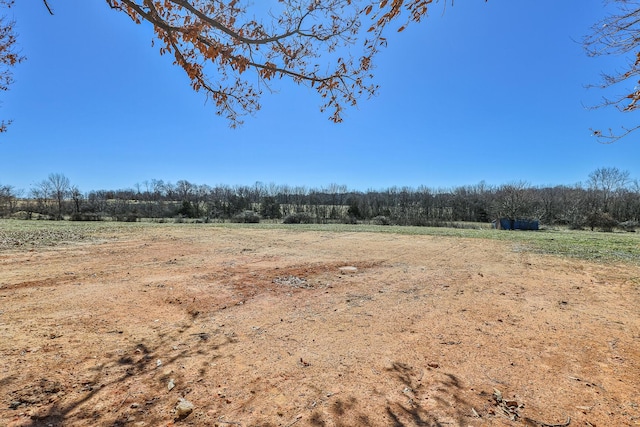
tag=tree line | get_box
[0,167,638,231]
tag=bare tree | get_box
[0,183,19,216]
[47,173,71,219]
[30,180,52,217]
[70,185,83,215]
[588,166,630,212]
[536,186,564,225]
[175,179,194,202]
[495,181,534,221]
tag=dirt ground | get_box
[0,225,639,427]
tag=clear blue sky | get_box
[1,0,638,193]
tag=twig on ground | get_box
[113,392,131,412]
[524,416,571,427]
[568,375,605,390]
[286,414,302,427]
[485,372,509,385]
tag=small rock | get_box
[168,379,175,391]
[175,398,194,418]
[130,403,139,408]
[427,362,439,369]
[156,359,162,368]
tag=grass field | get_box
[2,218,639,264]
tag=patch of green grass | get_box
[520,231,640,263]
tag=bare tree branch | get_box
[43,0,54,15]
[591,124,640,144]
[584,0,640,142]
[0,0,25,133]
[101,0,383,126]
[11,0,469,129]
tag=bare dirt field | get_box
[0,224,639,427]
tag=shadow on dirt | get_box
[290,361,476,427]
[304,396,372,427]
[384,361,474,427]
[5,315,236,427]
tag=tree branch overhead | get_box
[104,0,392,126]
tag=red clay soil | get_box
[0,225,638,427]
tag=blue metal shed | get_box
[492,218,539,230]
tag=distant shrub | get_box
[70,213,102,221]
[618,220,638,232]
[115,214,138,222]
[585,212,618,232]
[232,210,260,223]
[564,216,585,230]
[346,203,362,219]
[342,215,358,224]
[371,215,390,225]
[259,196,282,219]
[37,214,57,221]
[10,211,31,220]
[177,201,196,218]
[282,212,314,224]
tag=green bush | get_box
[115,215,138,222]
[282,212,314,224]
[342,215,358,224]
[70,213,102,221]
[371,215,391,225]
[232,210,260,223]
[259,196,282,219]
[585,212,618,232]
